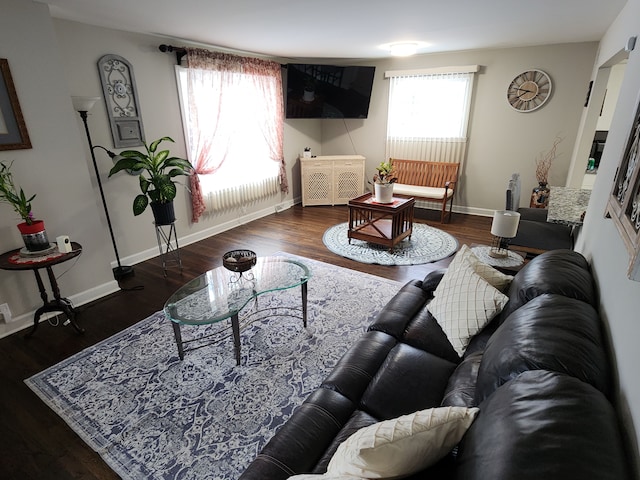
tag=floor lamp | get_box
[72,96,134,280]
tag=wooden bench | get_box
[390,159,460,223]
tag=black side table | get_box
[0,242,84,337]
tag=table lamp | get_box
[489,210,521,258]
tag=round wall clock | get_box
[507,69,552,112]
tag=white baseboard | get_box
[0,279,120,339]
[412,200,494,218]
[113,198,299,269]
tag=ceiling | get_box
[37,0,627,61]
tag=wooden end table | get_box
[348,193,415,250]
[0,242,84,337]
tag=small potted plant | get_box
[109,137,193,225]
[370,159,397,203]
[0,160,49,251]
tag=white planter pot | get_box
[374,183,394,204]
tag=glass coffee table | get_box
[164,257,311,365]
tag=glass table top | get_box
[164,257,311,326]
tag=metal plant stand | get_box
[154,222,182,276]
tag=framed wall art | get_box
[607,89,640,281]
[97,54,145,148]
[0,58,31,151]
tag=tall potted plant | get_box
[0,161,50,251]
[109,137,193,225]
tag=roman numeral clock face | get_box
[507,69,552,112]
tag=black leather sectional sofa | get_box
[240,249,632,479]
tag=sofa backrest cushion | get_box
[500,249,595,320]
[474,294,611,404]
[402,305,461,364]
[359,343,457,421]
[456,370,631,480]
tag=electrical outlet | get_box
[0,303,12,323]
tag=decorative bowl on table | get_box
[222,250,257,273]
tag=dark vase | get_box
[531,182,550,208]
[16,220,50,251]
[150,201,176,225]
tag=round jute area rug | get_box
[322,222,458,266]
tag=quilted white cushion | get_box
[449,244,513,292]
[428,258,509,356]
[287,475,360,480]
[326,407,479,479]
[393,183,453,199]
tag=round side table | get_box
[470,245,525,273]
[0,242,84,337]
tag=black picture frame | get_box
[0,58,31,151]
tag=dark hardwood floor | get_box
[0,205,493,479]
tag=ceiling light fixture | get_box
[389,42,419,57]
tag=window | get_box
[385,66,478,162]
[175,49,287,222]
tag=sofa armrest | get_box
[517,207,549,222]
[239,388,356,480]
[421,270,446,293]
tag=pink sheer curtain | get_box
[185,48,287,223]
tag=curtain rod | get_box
[158,43,289,67]
[158,44,187,64]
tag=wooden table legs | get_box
[25,267,84,338]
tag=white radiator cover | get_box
[202,175,280,212]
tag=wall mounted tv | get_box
[285,64,376,119]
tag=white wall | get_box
[0,4,317,334]
[320,43,598,214]
[0,0,119,333]
[575,0,640,468]
[597,62,626,130]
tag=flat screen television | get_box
[285,64,375,119]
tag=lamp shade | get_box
[71,96,100,112]
[491,210,521,238]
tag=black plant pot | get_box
[150,201,176,225]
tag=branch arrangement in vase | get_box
[535,136,563,185]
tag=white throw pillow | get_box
[326,406,479,479]
[287,475,361,480]
[448,244,513,292]
[428,259,509,356]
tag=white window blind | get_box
[385,66,477,162]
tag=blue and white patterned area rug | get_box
[323,222,458,265]
[24,254,401,480]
